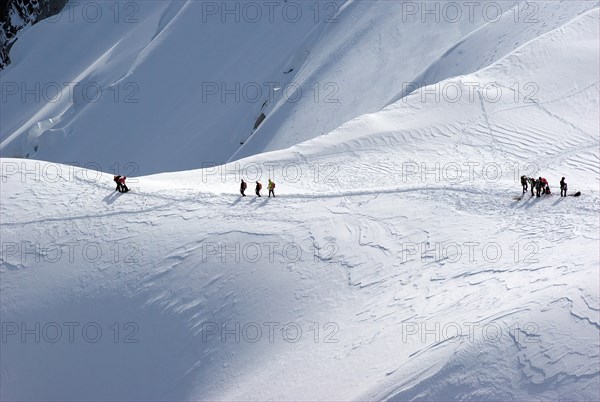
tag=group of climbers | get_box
[110,173,574,200]
[110,175,276,197]
[520,175,569,197]
[240,179,275,198]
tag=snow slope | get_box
[1,5,599,400]
[0,0,344,174]
[232,0,599,160]
[1,1,597,175]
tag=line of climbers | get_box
[520,176,570,197]
[110,174,576,200]
[240,179,275,198]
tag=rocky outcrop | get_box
[0,0,67,69]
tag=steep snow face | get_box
[232,0,599,160]
[0,0,344,174]
[1,6,599,401]
[1,0,597,175]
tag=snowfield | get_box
[1,0,599,401]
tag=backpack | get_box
[271,182,275,189]
[258,183,262,190]
[521,176,527,185]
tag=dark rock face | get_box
[0,0,68,69]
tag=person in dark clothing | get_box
[240,179,247,196]
[536,177,543,197]
[255,181,262,197]
[520,175,528,194]
[114,175,124,192]
[528,177,535,196]
[560,177,567,197]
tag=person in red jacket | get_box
[540,177,549,195]
[536,177,543,197]
[118,176,129,193]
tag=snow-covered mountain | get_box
[2,0,597,175]
[1,1,599,400]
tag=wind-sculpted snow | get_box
[1,154,598,400]
[1,2,599,401]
